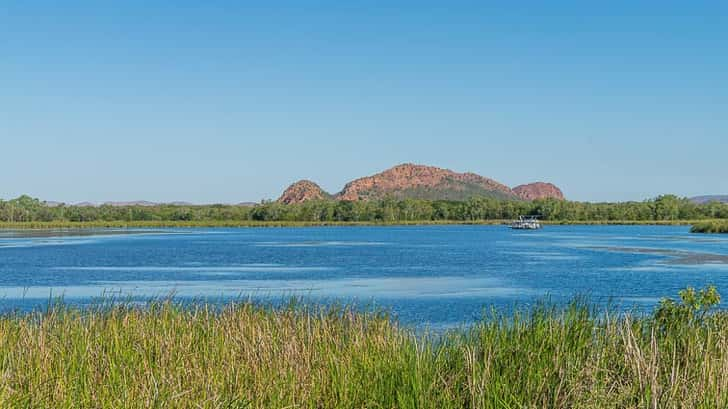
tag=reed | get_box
[691,220,728,233]
[0,290,726,408]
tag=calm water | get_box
[1,225,727,327]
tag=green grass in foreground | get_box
[0,288,726,408]
[691,220,728,233]
[0,219,705,229]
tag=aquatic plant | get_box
[691,220,728,233]
[0,288,726,408]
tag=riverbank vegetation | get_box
[691,220,728,233]
[0,219,711,229]
[1,194,726,227]
[0,287,725,408]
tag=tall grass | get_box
[691,220,728,233]
[0,297,726,408]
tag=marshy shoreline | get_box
[691,220,728,234]
[0,291,726,408]
[0,219,717,230]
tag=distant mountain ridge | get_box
[277,163,564,204]
[690,195,728,204]
[44,201,254,207]
[103,201,158,207]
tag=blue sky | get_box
[2,1,727,203]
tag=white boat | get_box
[510,216,542,230]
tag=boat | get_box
[510,215,542,230]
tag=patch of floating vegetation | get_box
[589,246,728,265]
[0,229,167,238]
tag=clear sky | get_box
[2,1,727,203]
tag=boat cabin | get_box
[510,215,542,230]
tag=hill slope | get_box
[276,163,565,204]
[278,180,331,204]
[513,182,565,201]
[336,164,516,201]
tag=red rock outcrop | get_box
[277,180,330,204]
[513,182,565,201]
[335,164,516,201]
[276,164,565,204]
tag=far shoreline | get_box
[0,219,713,230]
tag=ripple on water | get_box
[52,265,336,273]
[253,241,389,248]
[2,225,727,326]
[0,276,535,301]
[0,239,101,249]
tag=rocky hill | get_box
[336,164,516,201]
[276,164,564,204]
[278,180,331,204]
[513,182,565,201]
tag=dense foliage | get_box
[1,194,727,224]
[1,287,726,408]
[691,220,728,233]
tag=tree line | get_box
[1,194,727,223]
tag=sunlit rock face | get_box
[336,163,516,201]
[277,180,330,204]
[276,164,565,204]
[513,182,565,201]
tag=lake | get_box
[1,225,727,328]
